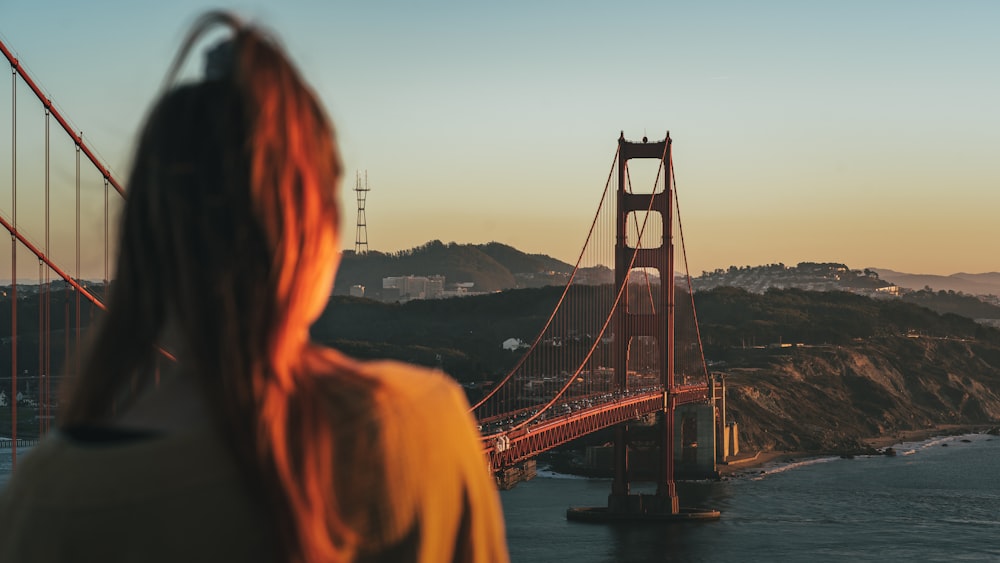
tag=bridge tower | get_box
[610,131,678,514]
[567,132,718,522]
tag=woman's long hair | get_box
[59,13,369,562]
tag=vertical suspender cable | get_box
[44,107,50,432]
[10,65,17,467]
[670,156,709,385]
[104,178,108,296]
[64,294,68,398]
[75,138,81,380]
[37,260,42,433]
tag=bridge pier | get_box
[568,404,719,522]
[496,459,537,490]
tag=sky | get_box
[0,0,997,278]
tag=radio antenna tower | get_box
[354,171,371,254]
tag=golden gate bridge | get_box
[1,37,721,520]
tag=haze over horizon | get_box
[1,1,996,278]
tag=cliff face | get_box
[726,337,1000,452]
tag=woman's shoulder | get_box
[300,346,500,557]
[306,346,470,415]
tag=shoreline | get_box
[537,423,1000,482]
[719,423,997,476]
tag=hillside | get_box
[680,287,1000,451]
[3,277,998,453]
[899,289,1000,321]
[312,285,1000,453]
[695,286,997,349]
[725,337,1000,453]
[873,268,1000,296]
[334,241,574,298]
[314,286,1000,379]
[694,262,893,295]
[694,262,1000,322]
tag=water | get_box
[2,434,998,561]
[502,434,1000,562]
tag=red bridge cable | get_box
[2,41,174,368]
[470,147,621,413]
[502,139,670,433]
[670,154,710,384]
[0,215,103,311]
[0,38,125,197]
[0,213,177,366]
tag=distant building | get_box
[349,284,366,298]
[382,275,446,301]
[502,338,528,351]
[874,285,900,297]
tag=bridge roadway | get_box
[481,383,709,470]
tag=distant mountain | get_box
[899,289,1000,321]
[334,241,574,299]
[694,263,1000,322]
[871,269,1000,296]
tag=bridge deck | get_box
[481,384,709,469]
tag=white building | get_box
[383,275,446,301]
[502,338,528,351]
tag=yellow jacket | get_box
[0,361,509,562]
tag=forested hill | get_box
[313,286,1000,453]
[695,286,999,350]
[334,241,573,296]
[313,286,1000,382]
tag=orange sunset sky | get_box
[1,1,997,279]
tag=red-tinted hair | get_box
[61,12,370,562]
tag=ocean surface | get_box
[3,433,999,561]
[501,433,1000,562]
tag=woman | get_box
[0,12,508,563]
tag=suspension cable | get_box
[508,139,669,432]
[670,153,710,384]
[471,147,620,412]
[0,38,124,196]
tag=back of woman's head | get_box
[66,12,342,402]
[127,13,342,377]
[63,12,357,562]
